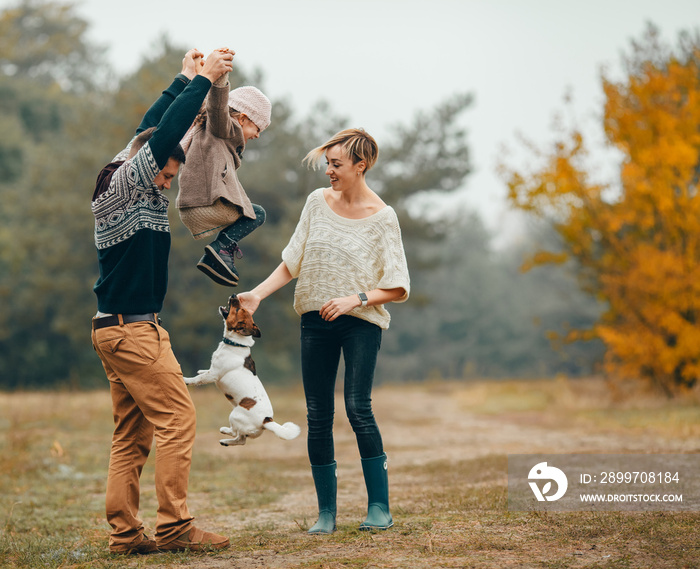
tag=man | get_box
[90,48,233,555]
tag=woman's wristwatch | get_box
[357,292,368,307]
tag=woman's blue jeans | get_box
[301,311,384,466]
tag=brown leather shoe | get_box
[110,534,159,555]
[158,526,230,552]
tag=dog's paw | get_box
[220,436,246,446]
[184,373,211,386]
[220,426,233,436]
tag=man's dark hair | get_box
[128,126,186,164]
[170,143,186,164]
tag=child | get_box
[177,52,271,286]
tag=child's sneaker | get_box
[205,239,242,281]
[197,250,238,286]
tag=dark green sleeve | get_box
[149,74,212,169]
[135,73,191,135]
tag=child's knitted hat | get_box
[228,86,271,131]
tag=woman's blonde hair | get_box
[303,128,378,173]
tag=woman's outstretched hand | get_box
[237,291,261,315]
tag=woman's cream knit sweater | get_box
[282,188,410,329]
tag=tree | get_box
[0,0,477,388]
[2,0,602,389]
[0,1,114,388]
[0,0,107,91]
[377,213,604,381]
[502,25,700,395]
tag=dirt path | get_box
[167,381,697,568]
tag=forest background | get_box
[1,0,699,396]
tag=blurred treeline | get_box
[0,1,603,390]
[504,25,700,396]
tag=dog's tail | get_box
[263,419,301,440]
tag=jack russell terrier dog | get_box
[184,294,301,446]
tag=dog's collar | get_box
[222,337,250,348]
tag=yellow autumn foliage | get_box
[503,26,700,395]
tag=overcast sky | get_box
[61,0,700,238]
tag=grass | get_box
[0,378,699,568]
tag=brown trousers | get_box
[91,318,195,547]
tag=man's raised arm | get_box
[146,48,233,169]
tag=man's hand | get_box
[181,48,204,80]
[199,48,235,83]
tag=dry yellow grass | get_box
[1,377,699,568]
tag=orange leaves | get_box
[521,251,569,272]
[505,26,700,394]
[503,128,601,222]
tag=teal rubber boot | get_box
[359,453,393,530]
[308,462,337,534]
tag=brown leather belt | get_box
[92,313,159,330]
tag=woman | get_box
[238,128,410,533]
